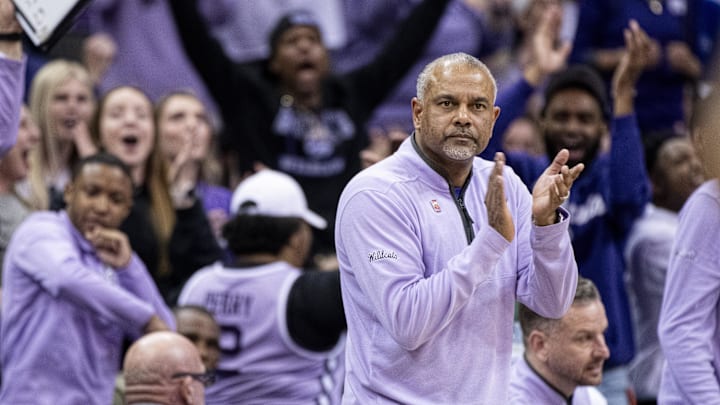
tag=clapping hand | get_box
[485,152,515,242]
[532,149,584,226]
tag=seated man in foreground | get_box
[510,277,610,404]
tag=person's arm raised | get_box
[0,0,22,60]
[612,20,652,117]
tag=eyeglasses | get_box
[171,371,216,387]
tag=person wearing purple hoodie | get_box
[0,153,174,404]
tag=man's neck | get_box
[233,253,278,268]
[525,353,575,401]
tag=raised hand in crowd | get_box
[524,3,572,86]
[612,19,652,115]
[83,33,118,87]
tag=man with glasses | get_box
[124,331,214,405]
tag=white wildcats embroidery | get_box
[368,249,398,263]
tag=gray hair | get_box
[415,52,497,102]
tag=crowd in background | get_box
[0,0,719,403]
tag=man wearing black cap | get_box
[485,20,653,405]
[168,0,453,266]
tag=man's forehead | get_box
[547,88,602,111]
[561,301,607,330]
[177,311,219,333]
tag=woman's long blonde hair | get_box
[26,60,94,210]
[91,85,176,276]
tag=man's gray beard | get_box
[443,144,476,161]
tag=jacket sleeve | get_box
[0,56,24,158]
[607,114,650,235]
[11,219,157,335]
[510,171,578,318]
[168,0,246,115]
[167,199,223,303]
[658,186,720,402]
[117,255,176,332]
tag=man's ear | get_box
[411,97,423,130]
[180,378,195,405]
[527,330,549,362]
[63,182,75,207]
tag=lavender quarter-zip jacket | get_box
[0,211,174,404]
[335,137,578,404]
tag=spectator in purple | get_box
[0,153,173,404]
[624,135,704,404]
[569,0,709,138]
[483,20,653,404]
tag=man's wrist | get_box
[532,210,560,226]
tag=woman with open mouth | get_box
[90,85,223,305]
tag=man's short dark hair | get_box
[223,214,304,256]
[542,65,611,122]
[71,152,134,187]
[518,277,601,341]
